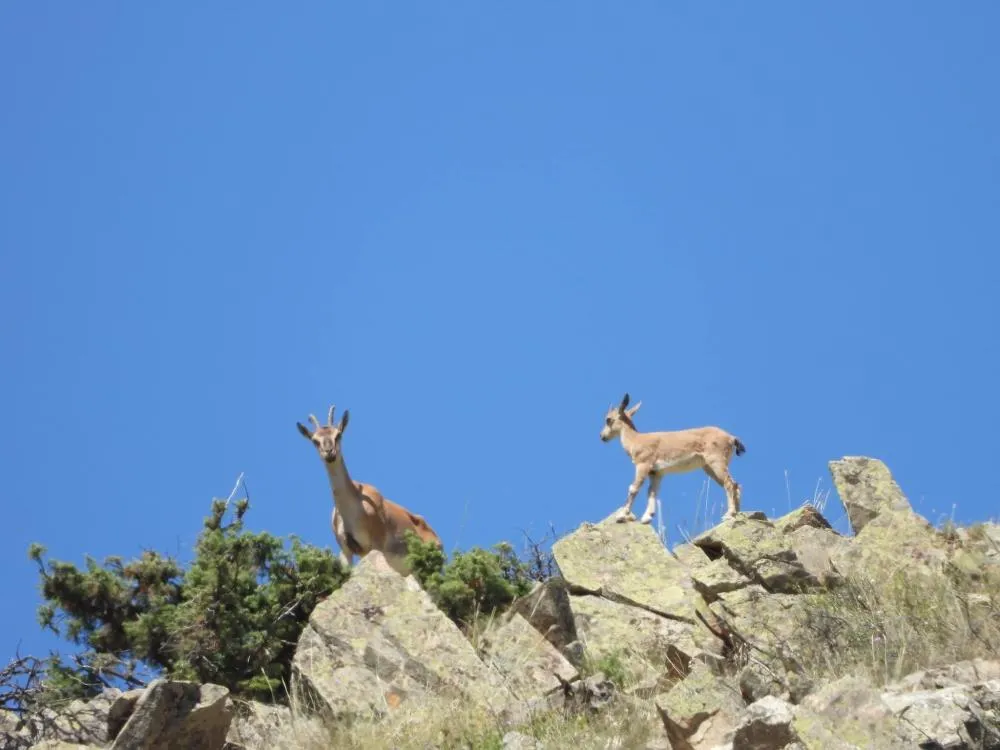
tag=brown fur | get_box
[298,405,442,576]
[599,393,746,524]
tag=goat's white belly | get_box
[654,455,702,474]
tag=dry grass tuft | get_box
[292,694,662,750]
[275,646,664,750]
[794,558,1000,686]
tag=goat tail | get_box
[733,437,746,457]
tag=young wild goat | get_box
[296,405,442,576]
[599,393,746,525]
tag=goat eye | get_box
[606,418,612,425]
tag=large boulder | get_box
[881,679,1000,748]
[731,696,797,749]
[291,551,514,722]
[109,680,233,750]
[708,585,813,679]
[887,658,1000,693]
[692,513,821,594]
[823,458,962,617]
[552,514,707,624]
[508,577,579,660]
[479,612,578,701]
[795,676,911,749]
[966,523,1000,564]
[654,662,743,749]
[783,525,848,588]
[828,456,913,535]
[570,594,722,690]
[689,558,752,601]
[223,701,326,750]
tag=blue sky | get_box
[2,3,998,663]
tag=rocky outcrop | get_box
[13,454,1000,750]
[570,594,717,689]
[552,514,728,696]
[552,514,711,625]
[644,456,1000,748]
[829,456,912,534]
[290,551,515,721]
[8,682,229,750]
[691,512,823,594]
[653,669,1000,749]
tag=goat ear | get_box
[619,392,630,411]
[625,401,642,418]
[296,422,312,439]
[338,410,350,432]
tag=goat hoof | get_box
[640,514,654,525]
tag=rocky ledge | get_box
[5,456,1000,750]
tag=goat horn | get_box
[308,414,320,432]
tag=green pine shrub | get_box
[26,497,348,705]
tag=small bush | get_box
[584,650,630,690]
[24,497,348,705]
[404,532,537,629]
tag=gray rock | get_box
[887,659,1000,693]
[222,700,326,750]
[737,662,787,704]
[552,513,710,625]
[570,594,722,688]
[881,679,1000,749]
[510,577,579,659]
[774,505,834,534]
[479,612,578,701]
[109,680,233,750]
[568,674,615,714]
[692,515,821,594]
[561,641,586,667]
[654,662,743,750]
[671,542,713,569]
[731,696,796,750]
[784,525,848,588]
[291,551,514,722]
[708,585,811,677]
[828,456,912,535]
[502,730,544,749]
[691,558,752,601]
[13,688,137,748]
[796,676,911,748]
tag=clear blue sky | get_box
[2,3,998,663]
